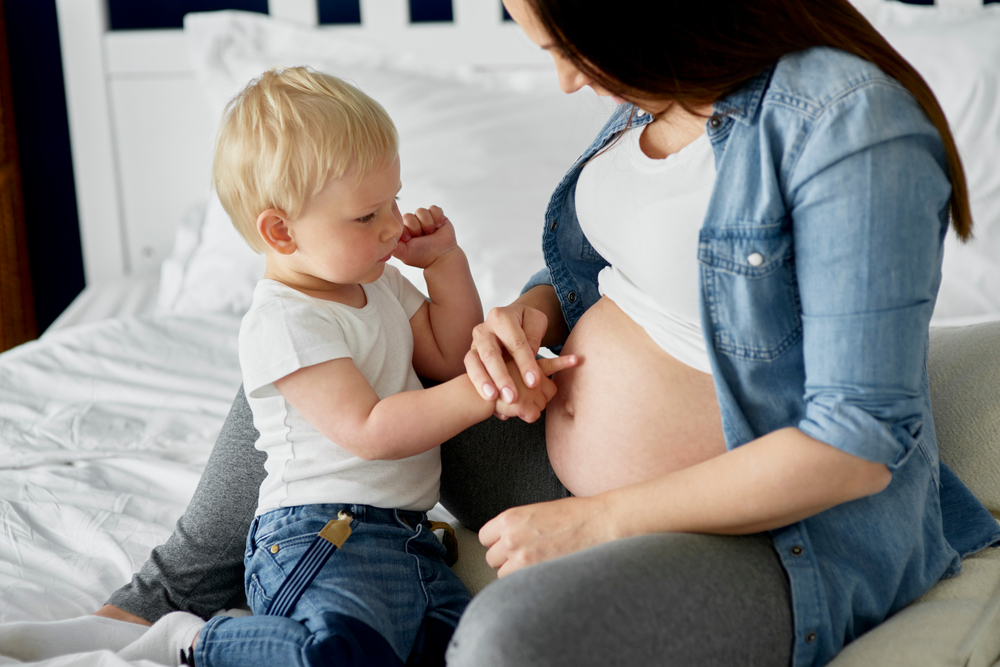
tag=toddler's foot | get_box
[117,611,206,667]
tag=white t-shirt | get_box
[575,126,716,373]
[239,265,436,515]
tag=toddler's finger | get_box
[540,376,558,403]
[413,208,437,235]
[402,212,425,237]
[537,355,578,377]
[428,205,446,228]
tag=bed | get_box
[2,1,1000,665]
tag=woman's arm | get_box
[480,427,890,577]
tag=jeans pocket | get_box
[246,572,272,613]
[699,223,802,361]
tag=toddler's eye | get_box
[357,212,376,223]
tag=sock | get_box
[116,611,206,667]
[0,615,149,660]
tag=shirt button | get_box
[747,252,764,267]
[270,544,280,554]
[790,545,804,557]
[550,220,558,231]
[567,291,578,303]
[806,632,817,643]
[709,116,723,129]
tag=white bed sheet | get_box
[0,313,244,665]
[45,276,162,337]
[0,308,466,666]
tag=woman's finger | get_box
[464,346,499,401]
[471,322,520,403]
[487,317,542,398]
[484,543,508,571]
[478,514,502,549]
[514,308,551,387]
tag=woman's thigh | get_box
[446,532,793,667]
[440,413,569,531]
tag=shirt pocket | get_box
[699,224,802,361]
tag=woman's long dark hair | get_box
[528,0,973,241]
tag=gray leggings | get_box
[108,386,793,666]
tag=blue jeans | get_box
[194,504,471,667]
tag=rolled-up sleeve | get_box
[789,81,951,469]
[521,267,553,295]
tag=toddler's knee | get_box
[307,613,402,667]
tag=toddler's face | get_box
[290,155,404,289]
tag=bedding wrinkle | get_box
[0,315,238,625]
[0,316,242,469]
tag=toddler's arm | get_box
[393,206,482,381]
[275,357,495,461]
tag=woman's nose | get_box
[557,62,590,94]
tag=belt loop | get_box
[427,521,459,567]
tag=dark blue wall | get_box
[5,0,82,333]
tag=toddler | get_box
[121,66,570,667]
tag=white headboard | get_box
[54,0,550,286]
[54,0,991,287]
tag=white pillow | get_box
[155,194,266,316]
[163,7,1000,323]
[156,11,611,317]
[871,3,1000,323]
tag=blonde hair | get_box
[212,66,398,252]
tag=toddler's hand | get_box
[493,356,573,423]
[392,205,458,269]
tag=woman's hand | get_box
[466,304,574,404]
[479,496,617,578]
[492,356,573,423]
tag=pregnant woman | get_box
[88,1,998,666]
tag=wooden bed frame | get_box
[53,0,980,287]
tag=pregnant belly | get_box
[546,296,726,497]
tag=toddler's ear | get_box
[257,209,296,254]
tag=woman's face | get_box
[502,0,671,114]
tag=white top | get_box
[575,126,716,373]
[239,265,437,515]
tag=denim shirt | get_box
[524,47,1000,667]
